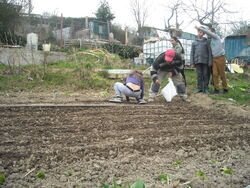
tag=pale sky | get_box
[32,0,250,34]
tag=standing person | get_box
[148,49,188,102]
[109,70,147,104]
[190,29,212,94]
[195,26,228,95]
[170,37,186,85]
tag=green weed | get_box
[36,171,45,179]
[66,171,72,176]
[100,179,145,188]
[130,180,145,188]
[221,166,233,175]
[157,174,171,184]
[0,173,5,184]
[195,171,207,180]
[48,61,78,69]
[172,160,182,166]
[232,154,241,159]
[98,70,110,78]
[210,160,217,164]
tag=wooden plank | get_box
[0,104,164,108]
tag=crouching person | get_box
[148,49,188,102]
[109,70,147,104]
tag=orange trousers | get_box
[212,55,227,90]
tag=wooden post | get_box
[107,21,111,42]
[125,27,128,45]
[60,13,64,48]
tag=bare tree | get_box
[183,0,233,29]
[3,0,33,13]
[164,0,183,29]
[130,0,148,35]
[163,0,184,37]
[230,20,250,35]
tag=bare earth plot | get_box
[0,95,250,188]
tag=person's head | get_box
[197,29,205,38]
[165,49,175,62]
[131,70,143,79]
[170,37,178,46]
[134,70,143,76]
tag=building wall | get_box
[0,48,67,66]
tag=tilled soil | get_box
[0,97,250,188]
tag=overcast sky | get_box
[32,0,250,34]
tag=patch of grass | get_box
[211,71,250,105]
[98,70,110,79]
[0,173,5,184]
[185,69,197,86]
[185,68,250,107]
[103,65,114,69]
[42,71,70,85]
[48,61,78,69]
[76,74,108,89]
[0,64,7,69]
[0,73,27,91]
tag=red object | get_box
[165,49,175,62]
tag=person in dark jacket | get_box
[148,49,188,102]
[109,70,147,104]
[190,28,212,94]
[196,26,228,95]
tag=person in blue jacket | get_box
[109,70,147,104]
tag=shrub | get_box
[102,43,141,59]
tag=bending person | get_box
[148,49,188,102]
[109,70,147,104]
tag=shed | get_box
[224,35,250,62]
[89,20,108,40]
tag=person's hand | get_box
[155,79,161,84]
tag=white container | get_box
[26,33,38,50]
[43,44,51,52]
